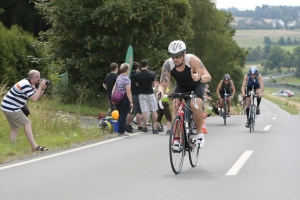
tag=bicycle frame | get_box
[167,92,200,174]
[248,86,257,132]
[223,89,230,125]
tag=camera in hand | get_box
[40,78,51,85]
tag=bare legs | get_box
[10,121,38,150]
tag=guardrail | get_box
[264,83,300,93]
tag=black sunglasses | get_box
[171,52,184,59]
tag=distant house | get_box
[287,20,296,28]
[271,19,285,28]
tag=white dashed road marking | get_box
[226,151,253,176]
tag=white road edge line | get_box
[0,132,141,171]
[263,125,272,131]
[226,151,253,176]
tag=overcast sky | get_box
[215,0,300,10]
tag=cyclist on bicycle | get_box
[241,66,264,127]
[216,74,236,117]
[156,40,211,148]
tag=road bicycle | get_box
[222,89,230,125]
[248,86,257,132]
[166,91,200,174]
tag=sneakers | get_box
[138,126,143,130]
[118,132,130,137]
[166,130,171,135]
[245,120,250,128]
[219,111,222,117]
[256,107,260,115]
[147,122,151,126]
[152,130,159,134]
[141,127,148,132]
[125,124,133,133]
[157,126,164,132]
[227,112,230,117]
[196,133,205,148]
[172,140,182,152]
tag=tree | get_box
[266,46,287,72]
[264,36,272,45]
[0,0,47,36]
[33,0,193,102]
[186,0,246,92]
[293,47,300,77]
[0,22,48,86]
[262,44,271,59]
[286,37,292,45]
[283,51,295,72]
[278,37,286,45]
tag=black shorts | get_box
[245,85,260,97]
[132,94,141,115]
[156,102,172,122]
[173,82,205,101]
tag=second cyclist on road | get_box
[241,66,264,127]
[216,74,236,117]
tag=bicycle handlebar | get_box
[168,91,199,109]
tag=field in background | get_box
[234,29,300,49]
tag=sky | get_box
[215,0,300,10]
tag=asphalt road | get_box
[0,99,300,200]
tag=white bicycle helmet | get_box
[249,66,258,75]
[168,40,186,54]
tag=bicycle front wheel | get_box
[249,106,255,132]
[188,136,199,167]
[223,103,227,125]
[187,112,199,167]
[169,115,185,174]
[251,107,256,131]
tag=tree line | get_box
[246,36,300,76]
[225,5,300,22]
[0,0,252,105]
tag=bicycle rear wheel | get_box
[169,115,185,174]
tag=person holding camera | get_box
[1,70,49,151]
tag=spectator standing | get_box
[132,60,158,134]
[111,63,133,136]
[1,70,48,151]
[103,62,118,115]
[126,62,143,131]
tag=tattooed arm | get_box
[189,55,211,83]
[156,60,171,99]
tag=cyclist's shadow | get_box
[163,167,217,180]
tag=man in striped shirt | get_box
[1,70,48,151]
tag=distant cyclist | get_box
[216,74,236,117]
[156,40,211,149]
[241,66,264,127]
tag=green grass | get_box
[234,29,300,49]
[0,84,112,164]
